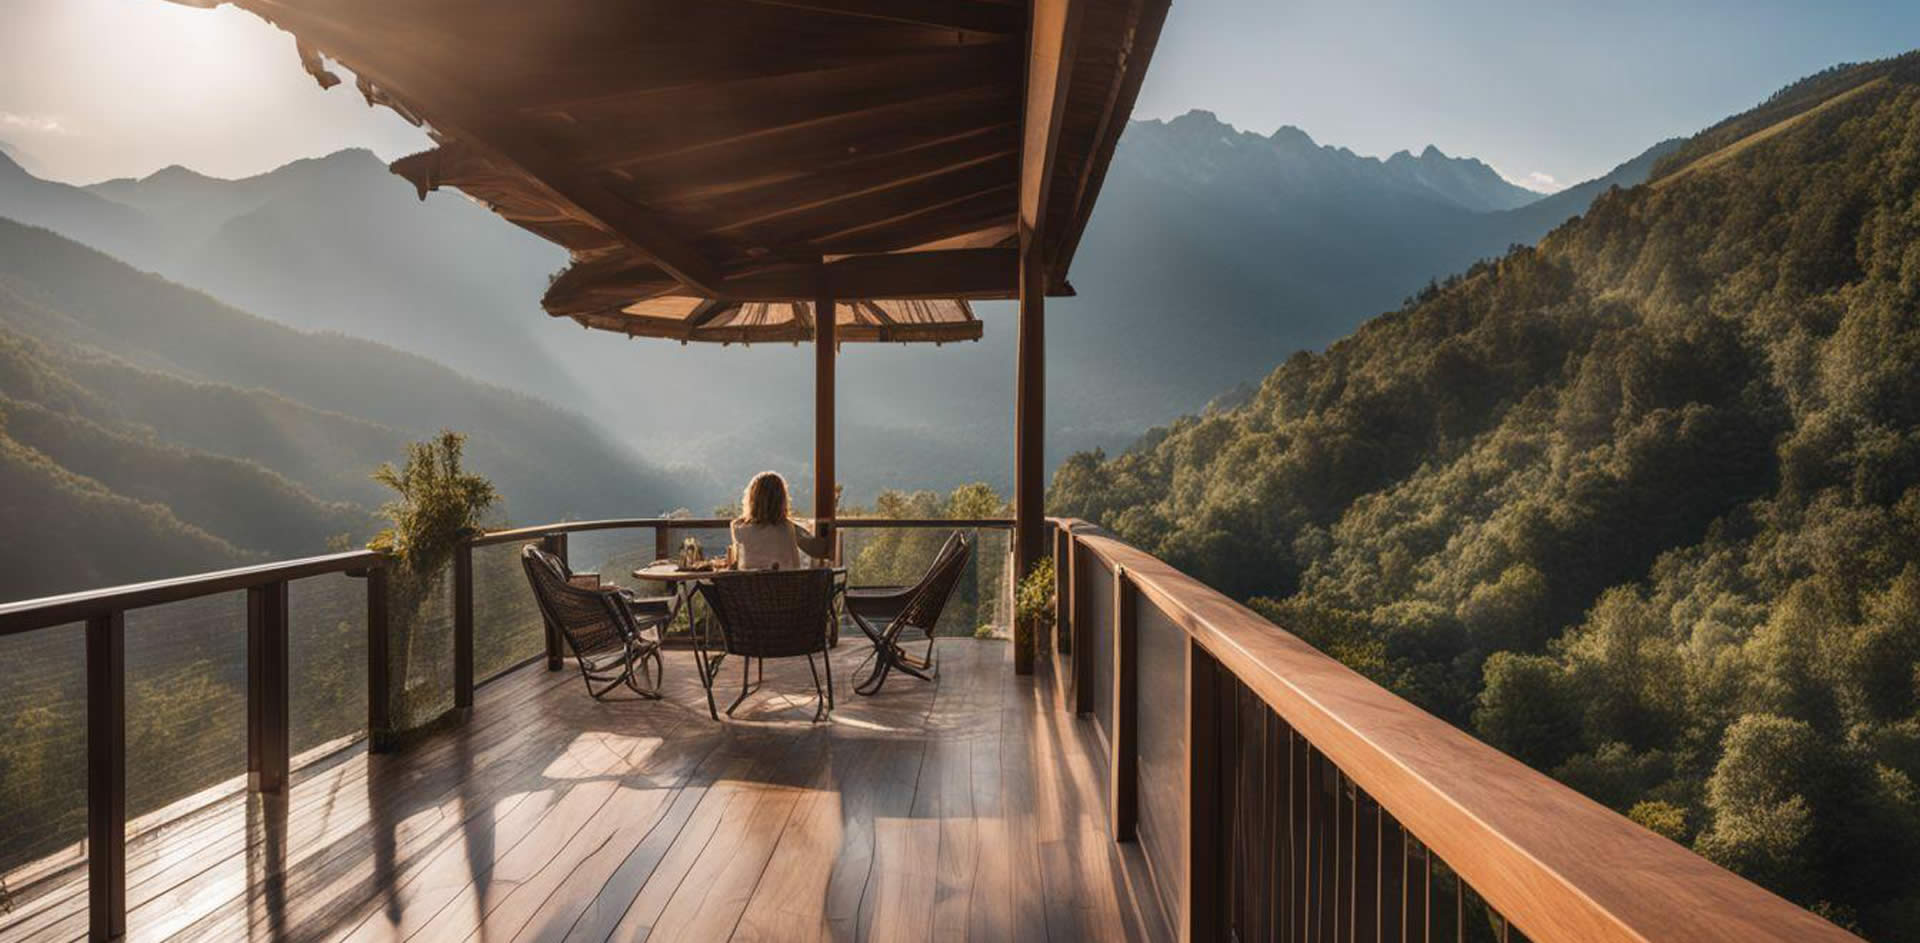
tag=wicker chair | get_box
[845,531,972,696]
[521,545,667,699]
[694,568,839,721]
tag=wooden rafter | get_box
[1019,0,1084,247]
[739,0,1023,36]
[236,0,725,295]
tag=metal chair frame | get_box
[522,545,667,699]
[846,531,972,697]
[692,567,840,721]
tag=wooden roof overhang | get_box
[183,0,1170,345]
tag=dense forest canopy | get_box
[1051,52,1920,936]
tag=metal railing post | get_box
[367,564,393,753]
[453,540,474,712]
[247,580,291,795]
[85,610,126,942]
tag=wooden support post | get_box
[1012,233,1045,675]
[542,534,567,670]
[86,610,126,942]
[247,580,291,795]
[814,265,836,525]
[453,541,474,712]
[1109,565,1138,840]
[654,524,670,562]
[1184,638,1222,943]
[366,565,393,753]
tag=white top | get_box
[730,519,823,571]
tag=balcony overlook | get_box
[1,636,1144,942]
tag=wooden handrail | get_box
[469,515,1013,548]
[1051,517,1858,942]
[0,550,386,636]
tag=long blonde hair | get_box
[738,471,791,526]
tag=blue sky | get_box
[2,0,1916,187]
[1132,0,1920,189]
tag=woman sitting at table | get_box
[730,471,832,570]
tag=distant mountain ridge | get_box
[0,116,1673,501]
[1139,112,1544,212]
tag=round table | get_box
[632,563,848,647]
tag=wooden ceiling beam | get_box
[1019,0,1086,250]
[714,153,1018,251]
[610,88,1011,186]
[238,1,725,295]
[737,0,1023,36]
[716,248,1019,300]
[557,47,1018,169]
[666,122,1018,224]
[816,187,1015,256]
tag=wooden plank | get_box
[454,544,474,710]
[739,0,1023,35]
[1066,526,1864,943]
[711,248,1018,302]
[1017,0,1085,236]
[233,1,723,294]
[0,552,381,636]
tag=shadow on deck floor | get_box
[2,639,1162,942]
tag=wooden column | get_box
[814,266,836,525]
[1013,233,1045,675]
[86,610,126,941]
[247,581,291,795]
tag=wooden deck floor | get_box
[2,639,1160,942]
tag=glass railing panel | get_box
[124,593,247,820]
[0,621,87,910]
[288,573,367,757]
[470,541,544,683]
[1084,556,1115,742]
[840,524,1010,638]
[386,561,454,731]
[1136,596,1186,923]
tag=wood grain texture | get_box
[1061,521,1863,943]
[198,0,1165,341]
[1,639,1144,943]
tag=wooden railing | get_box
[0,551,388,941]
[1047,518,1861,943]
[0,516,1008,942]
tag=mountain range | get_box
[0,118,1677,503]
[0,215,692,599]
[1048,52,1920,938]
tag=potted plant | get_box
[1015,556,1057,666]
[368,430,498,737]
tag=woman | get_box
[730,471,832,570]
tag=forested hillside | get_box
[0,217,691,600]
[1051,53,1920,936]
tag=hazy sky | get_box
[2,0,1917,189]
